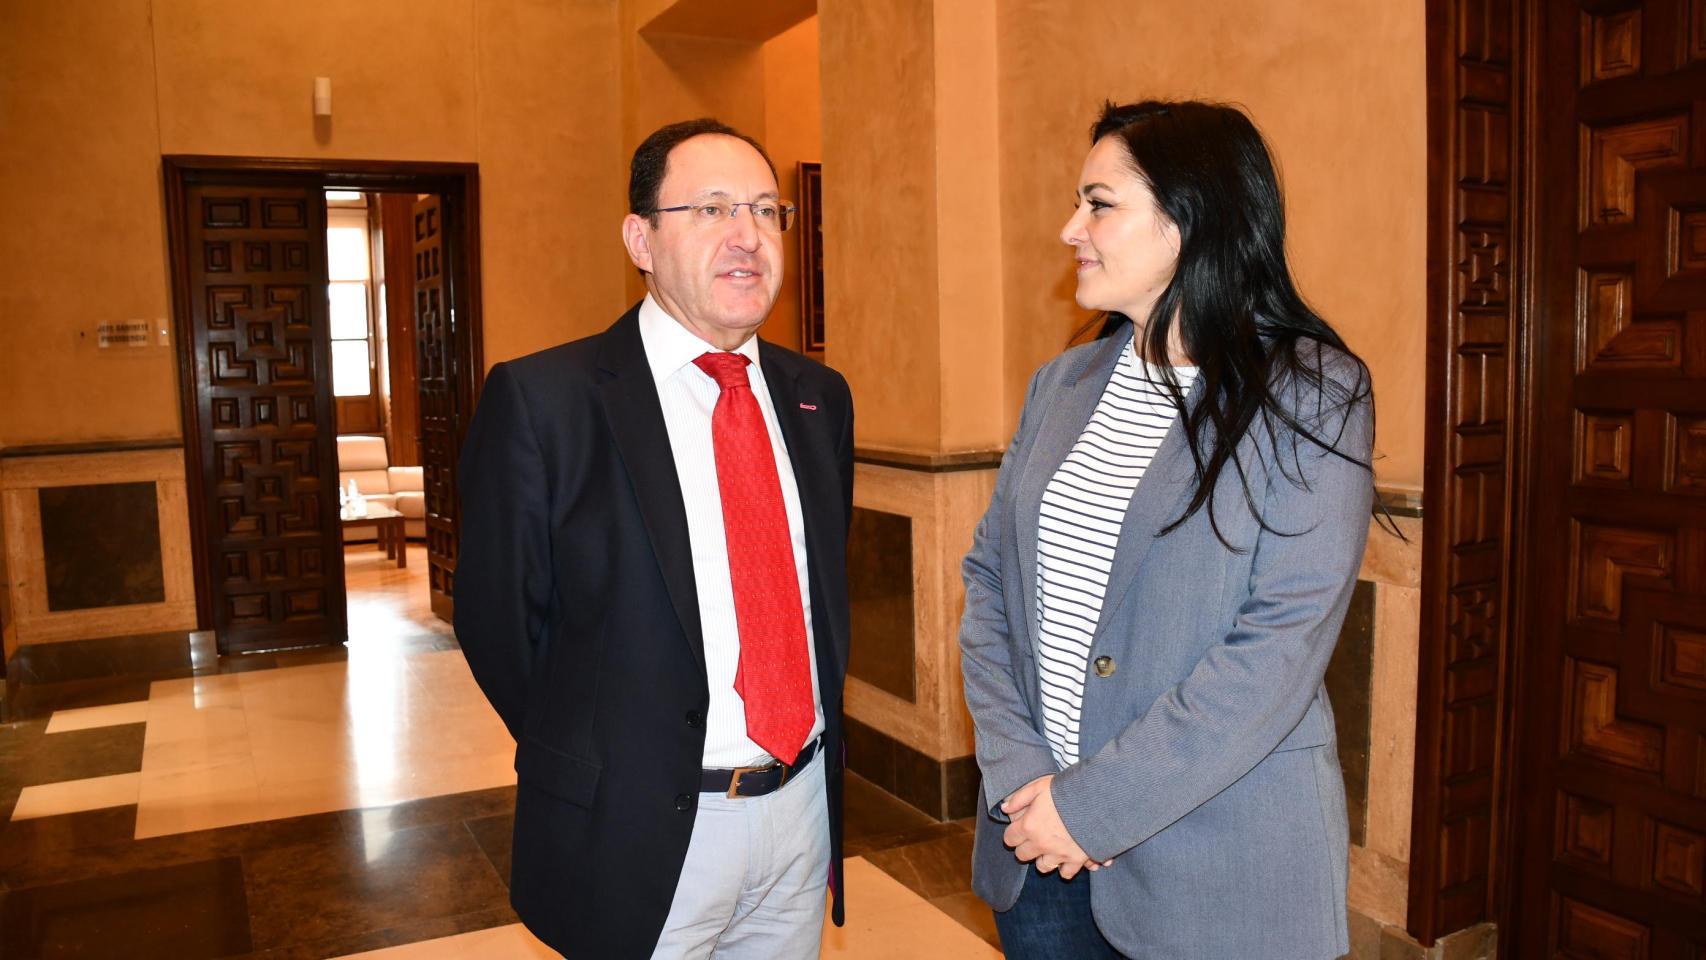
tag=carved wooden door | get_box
[414,195,459,621]
[1516,0,1706,954]
[184,183,346,654]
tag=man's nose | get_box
[726,206,762,249]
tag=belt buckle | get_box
[726,759,783,799]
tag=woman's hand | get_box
[1001,775,1113,879]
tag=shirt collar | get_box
[637,294,763,387]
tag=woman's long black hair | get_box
[1086,100,1377,546]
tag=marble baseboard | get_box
[1342,916,1497,960]
[844,715,978,821]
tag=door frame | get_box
[163,156,485,641]
[1410,0,1539,945]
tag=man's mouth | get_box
[1076,258,1099,272]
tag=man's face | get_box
[623,134,785,350]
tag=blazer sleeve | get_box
[453,361,552,740]
[1049,359,1375,860]
[959,367,1066,819]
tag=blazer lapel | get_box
[759,347,847,665]
[1088,373,1207,646]
[594,308,706,673]
[1013,334,1128,657]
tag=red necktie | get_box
[693,352,814,764]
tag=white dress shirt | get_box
[638,294,825,768]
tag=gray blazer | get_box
[959,326,1371,959]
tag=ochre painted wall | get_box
[759,16,823,356]
[0,0,178,446]
[819,0,942,453]
[0,0,626,447]
[995,0,1427,488]
[614,7,820,354]
[150,0,478,161]
[475,0,628,363]
[4,0,1422,484]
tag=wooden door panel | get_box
[184,183,346,653]
[1521,0,1706,954]
[415,195,458,622]
[380,194,421,466]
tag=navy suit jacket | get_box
[454,304,854,959]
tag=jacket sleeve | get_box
[1049,361,1375,860]
[959,367,1065,820]
[453,361,552,740]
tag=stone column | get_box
[821,0,1006,818]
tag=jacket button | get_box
[685,710,704,729]
[1093,656,1115,678]
[675,793,695,812]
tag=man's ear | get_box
[622,214,654,273]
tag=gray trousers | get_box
[651,751,830,960]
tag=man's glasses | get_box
[654,200,797,233]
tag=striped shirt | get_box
[1036,337,1196,768]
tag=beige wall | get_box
[819,0,943,452]
[613,9,819,351]
[4,0,1422,477]
[0,0,627,448]
[476,0,629,362]
[0,0,178,446]
[995,0,1427,488]
[758,16,823,355]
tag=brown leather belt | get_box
[699,736,823,798]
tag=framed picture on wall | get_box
[797,162,824,353]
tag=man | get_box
[455,119,853,959]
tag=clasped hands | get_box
[1001,774,1114,880]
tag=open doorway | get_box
[163,159,482,656]
[329,190,441,652]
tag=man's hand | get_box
[1000,775,1112,880]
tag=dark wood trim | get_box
[797,161,824,353]
[161,156,484,637]
[162,158,210,630]
[1496,0,1545,947]
[0,440,184,459]
[853,447,1003,473]
[161,155,479,192]
[1409,0,1530,944]
[1375,489,1425,519]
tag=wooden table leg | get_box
[395,519,407,569]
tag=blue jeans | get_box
[993,865,1127,960]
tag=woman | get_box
[959,99,1374,959]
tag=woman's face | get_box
[1059,136,1181,323]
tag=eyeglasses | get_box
[654,200,797,233]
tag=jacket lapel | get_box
[1087,373,1207,647]
[759,347,847,665]
[594,307,706,673]
[1013,333,1127,657]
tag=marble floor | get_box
[0,543,999,958]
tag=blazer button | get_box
[1093,656,1115,678]
[675,793,695,812]
[685,710,704,729]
